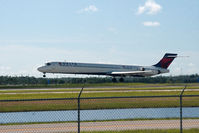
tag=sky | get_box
[0,0,198,78]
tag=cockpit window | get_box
[46,63,51,66]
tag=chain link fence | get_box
[0,87,199,133]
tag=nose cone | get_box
[37,66,46,72]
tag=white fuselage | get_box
[38,62,169,77]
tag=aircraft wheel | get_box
[119,77,124,82]
[43,73,46,78]
[112,78,117,82]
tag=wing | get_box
[109,70,154,77]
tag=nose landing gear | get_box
[43,73,46,78]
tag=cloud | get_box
[137,0,162,15]
[188,63,194,67]
[107,27,118,34]
[143,21,160,27]
[78,5,98,13]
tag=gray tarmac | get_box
[0,119,199,133]
[1,89,199,95]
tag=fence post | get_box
[77,81,85,133]
[180,85,187,133]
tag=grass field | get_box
[1,96,199,112]
[0,83,199,112]
[0,86,199,94]
[1,90,199,100]
[1,83,199,89]
[0,83,157,89]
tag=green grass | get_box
[0,86,198,94]
[1,83,199,112]
[1,90,199,100]
[0,83,152,89]
[1,93,199,112]
[1,83,198,89]
[0,83,198,94]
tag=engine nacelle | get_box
[140,67,145,71]
[157,70,161,74]
[151,70,161,74]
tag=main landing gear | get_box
[119,77,124,82]
[112,77,117,82]
[112,77,124,82]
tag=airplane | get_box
[37,53,177,82]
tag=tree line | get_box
[0,74,199,85]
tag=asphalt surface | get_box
[2,89,199,95]
[1,119,199,133]
[0,85,192,90]
[1,85,199,94]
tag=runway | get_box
[2,89,199,95]
[1,119,199,133]
[1,85,199,94]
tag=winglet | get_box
[153,53,177,69]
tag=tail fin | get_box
[153,53,177,69]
